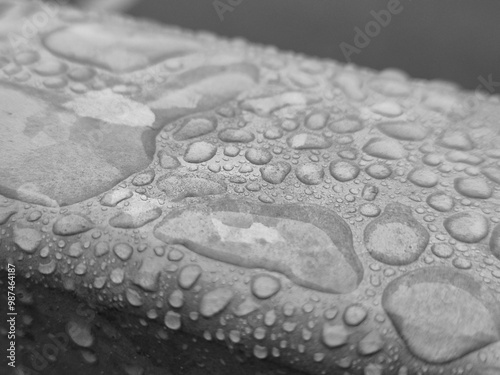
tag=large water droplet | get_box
[174,117,217,141]
[364,203,429,265]
[408,168,439,188]
[426,191,454,212]
[489,224,500,261]
[343,304,368,326]
[53,214,94,236]
[44,23,200,72]
[113,243,133,261]
[245,148,273,165]
[287,133,332,150]
[382,267,500,363]
[219,128,255,143]
[444,211,489,243]
[377,122,428,141]
[329,160,360,182]
[154,199,363,294]
[251,274,281,299]
[100,189,133,207]
[199,288,234,318]
[126,288,143,307]
[260,162,291,184]
[178,265,202,290]
[296,163,324,185]
[363,138,407,160]
[454,177,492,199]
[13,226,41,254]
[66,319,94,348]
[184,141,217,163]
[109,207,162,229]
[322,324,349,348]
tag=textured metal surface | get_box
[0,1,500,374]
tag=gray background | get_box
[76,0,500,92]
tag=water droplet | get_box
[109,207,162,229]
[260,162,291,184]
[329,116,363,134]
[253,345,268,359]
[66,319,94,348]
[452,257,472,270]
[245,148,273,165]
[364,203,429,265]
[305,111,329,130]
[168,290,184,308]
[110,268,125,284]
[431,243,454,258]
[438,130,473,151]
[490,225,500,261]
[126,288,143,307]
[155,151,179,171]
[184,141,217,163]
[0,207,17,225]
[408,168,439,188]
[482,167,500,185]
[94,242,110,257]
[371,101,402,117]
[363,138,407,160]
[426,192,454,212]
[38,260,56,275]
[358,330,384,355]
[67,242,84,258]
[113,243,133,261]
[365,163,392,179]
[362,184,379,201]
[34,60,67,76]
[178,265,202,289]
[322,324,349,348]
[13,226,41,254]
[287,133,331,150]
[329,160,360,182]
[360,203,381,217]
[44,23,200,73]
[264,309,277,326]
[251,274,281,299]
[174,117,217,141]
[101,189,133,207]
[454,177,492,199]
[53,214,94,236]
[296,163,324,185]
[67,66,95,82]
[343,304,368,326]
[199,288,234,318]
[219,128,255,143]
[14,50,40,65]
[164,311,182,330]
[377,122,428,141]
[155,199,364,294]
[132,169,155,186]
[335,71,366,101]
[383,267,500,363]
[444,212,489,243]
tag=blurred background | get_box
[65,0,500,92]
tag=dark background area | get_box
[72,0,500,92]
